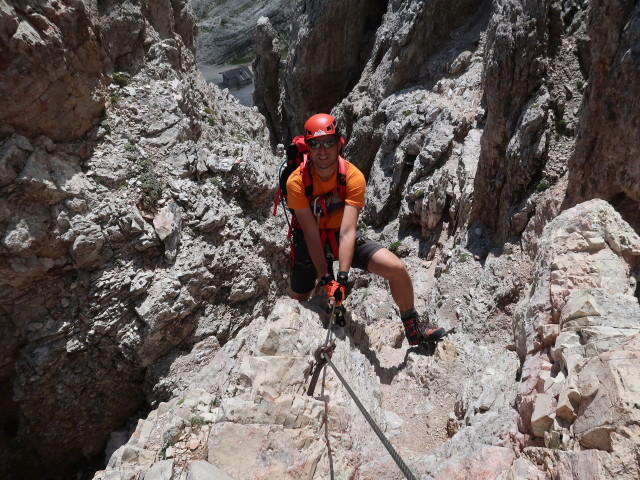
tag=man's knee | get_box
[387,256,409,279]
[369,248,409,280]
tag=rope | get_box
[321,353,417,480]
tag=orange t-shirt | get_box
[286,158,366,230]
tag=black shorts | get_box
[290,228,384,294]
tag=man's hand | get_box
[325,280,346,305]
[321,273,348,306]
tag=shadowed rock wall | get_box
[471,0,640,242]
[0,0,106,141]
[280,0,387,140]
[566,0,640,229]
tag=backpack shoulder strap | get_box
[299,155,314,199]
[336,155,347,201]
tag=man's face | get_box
[307,135,339,171]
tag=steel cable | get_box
[322,353,417,480]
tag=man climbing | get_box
[286,113,446,345]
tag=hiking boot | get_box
[402,314,446,345]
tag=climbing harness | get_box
[307,303,418,480]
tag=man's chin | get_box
[314,160,338,170]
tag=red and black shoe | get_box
[402,314,446,345]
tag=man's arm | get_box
[338,204,359,273]
[294,207,330,279]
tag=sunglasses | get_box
[308,138,337,149]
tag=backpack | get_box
[273,135,348,263]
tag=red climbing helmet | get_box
[304,113,338,140]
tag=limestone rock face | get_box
[95,298,526,480]
[93,300,383,480]
[0,0,197,142]
[0,0,280,476]
[252,16,282,146]
[471,0,640,242]
[3,0,640,479]
[470,0,557,241]
[192,0,294,65]
[514,199,640,468]
[0,0,106,141]
[567,0,640,228]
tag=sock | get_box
[400,308,417,320]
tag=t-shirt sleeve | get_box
[285,169,310,210]
[345,164,366,208]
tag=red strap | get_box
[299,154,313,198]
[288,224,339,267]
[292,135,309,153]
[319,228,340,260]
[272,186,280,216]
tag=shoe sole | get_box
[410,327,455,345]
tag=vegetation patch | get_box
[457,252,470,263]
[112,72,130,87]
[189,415,208,426]
[127,155,163,203]
[124,141,138,155]
[555,114,573,137]
[535,178,550,192]
[139,170,163,202]
[389,240,402,254]
[232,133,249,143]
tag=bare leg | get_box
[366,248,414,312]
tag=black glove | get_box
[320,273,348,305]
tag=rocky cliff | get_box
[191,0,294,65]
[1,0,282,477]
[1,0,639,479]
